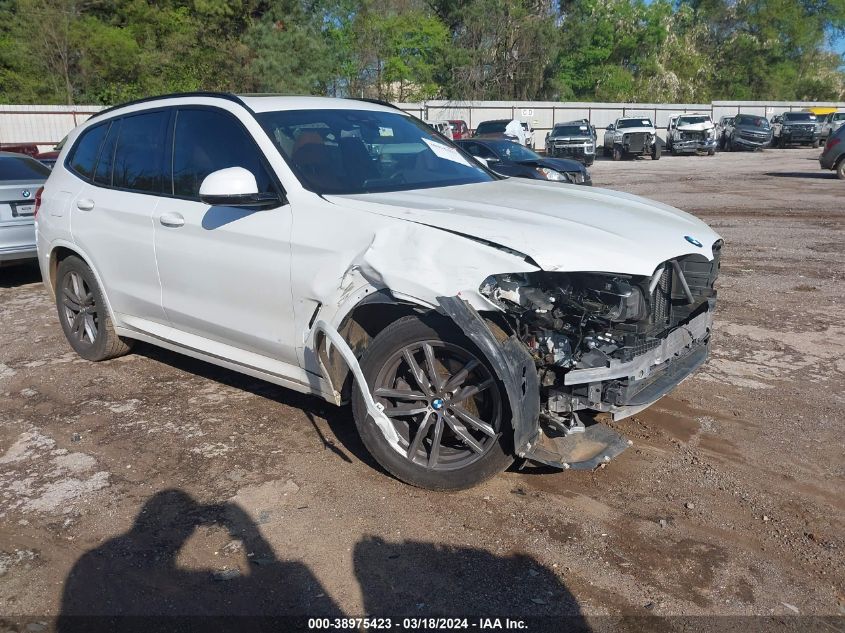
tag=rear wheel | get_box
[55,256,133,361]
[351,315,512,490]
[836,158,845,180]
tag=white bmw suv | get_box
[36,93,722,490]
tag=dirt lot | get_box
[0,147,842,628]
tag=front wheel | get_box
[55,255,133,361]
[352,315,513,490]
[652,144,661,160]
[612,145,623,161]
[812,139,820,149]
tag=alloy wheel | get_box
[61,271,98,346]
[372,341,501,471]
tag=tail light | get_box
[33,186,44,218]
[824,136,840,153]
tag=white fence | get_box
[2,99,843,153]
[0,105,103,152]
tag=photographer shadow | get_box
[58,490,590,633]
[57,489,342,632]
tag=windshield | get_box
[783,112,816,122]
[617,119,653,129]
[0,155,51,181]
[483,141,540,162]
[475,121,508,134]
[257,109,493,195]
[677,115,710,126]
[552,125,589,136]
[735,115,769,128]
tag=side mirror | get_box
[606,124,615,131]
[199,167,280,208]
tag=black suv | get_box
[771,112,819,148]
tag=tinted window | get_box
[552,125,588,136]
[460,142,496,159]
[475,121,508,134]
[112,111,169,193]
[677,116,710,125]
[735,115,769,128]
[68,123,109,180]
[172,109,274,199]
[617,119,653,129]
[93,120,119,186]
[783,112,815,121]
[0,155,51,181]
[258,109,492,195]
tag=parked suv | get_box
[819,123,845,179]
[770,112,819,148]
[723,114,772,151]
[37,93,721,490]
[819,111,845,142]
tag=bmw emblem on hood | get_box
[22,189,31,198]
[684,235,703,248]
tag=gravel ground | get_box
[0,147,842,627]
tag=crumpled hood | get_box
[676,121,714,132]
[326,179,721,277]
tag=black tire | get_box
[585,158,594,167]
[707,148,715,156]
[612,145,623,161]
[351,314,513,491]
[812,139,820,149]
[602,145,610,158]
[727,136,734,152]
[778,135,786,149]
[55,255,133,362]
[718,135,725,151]
[652,144,661,160]
[837,158,845,180]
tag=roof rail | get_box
[351,97,405,112]
[88,91,250,120]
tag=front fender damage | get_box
[438,296,632,470]
[437,296,541,455]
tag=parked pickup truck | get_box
[722,114,772,151]
[545,121,595,166]
[666,114,717,156]
[602,117,660,161]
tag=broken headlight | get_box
[480,272,646,323]
[480,272,648,368]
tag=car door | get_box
[153,107,297,365]
[68,111,169,327]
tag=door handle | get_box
[76,198,95,211]
[159,212,185,228]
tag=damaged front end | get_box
[466,242,721,469]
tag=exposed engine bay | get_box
[480,242,721,429]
